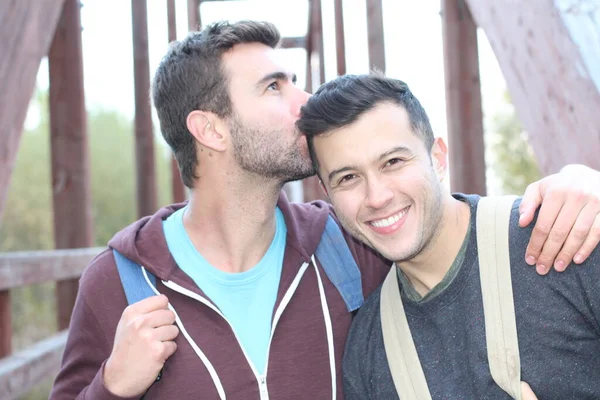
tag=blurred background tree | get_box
[486,91,541,195]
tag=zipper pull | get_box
[259,375,269,399]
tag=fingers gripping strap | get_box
[380,267,432,400]
[476,196,522,400]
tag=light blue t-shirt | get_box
[162,206,286,375]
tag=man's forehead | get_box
[223,43,291,81]
[315,109,418,168]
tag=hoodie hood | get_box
[107,191,332,281]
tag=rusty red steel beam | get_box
[305,50,313,95]
[281,36,308,49]
[441,0,486,195]
[315,0,325,85]
[0,330,67,400]
[307,0,325,89]
[334,0,346,76]
[0,0,68,360]
[132,0,158,218]
[465,0,600,174]
[366,0,385,73]
[303,0,328,202]
[0,291,9,358]
[0,0,66,223]
[167,0,187,204]
[48,0,95,332]
[305,0,314,94]
[0,247,103,291]
[167,0,177,43]
[187,0,201,31]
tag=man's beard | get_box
[228,116,315,183]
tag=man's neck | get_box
[396,196,471,297]
[184,171,284,273]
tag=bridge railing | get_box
[0,247,103,400]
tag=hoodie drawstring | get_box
[312,255,337,400]
[141,266,227,400]
[138,257,336,400]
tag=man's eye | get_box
[267,81,279,91]
[386,158,403,167]
[339,174,356,184]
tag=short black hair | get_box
[297,73,434,172]
[152,20,281,188]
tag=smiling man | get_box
[50,21,600,400]
[299,73,600,399]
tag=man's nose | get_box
[365,178,394,210]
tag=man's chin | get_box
[368,238,420,264]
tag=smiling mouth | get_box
[369,206,410,228]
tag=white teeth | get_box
[370,208,408,228]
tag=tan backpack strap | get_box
[380,267,432,400]
[476,196,522,400]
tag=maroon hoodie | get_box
[50,193,390,399]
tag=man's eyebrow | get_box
[256,71,297,88]
[328,166,356,184]
[378,146,413,160]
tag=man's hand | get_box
[521,382,538,400]
[104,294,179,397]
[519,164,600,275]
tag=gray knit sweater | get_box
[343,194,600,399]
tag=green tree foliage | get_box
[0,92,54,252]
[0,91,173,399]
[487,92,541,195]
[88,108,172,245]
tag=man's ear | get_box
[430,137,449,182]
[187,110,227,152]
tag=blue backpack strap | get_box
[112,249,157,305]
[315,215,364,312]
[112,249,164,394]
